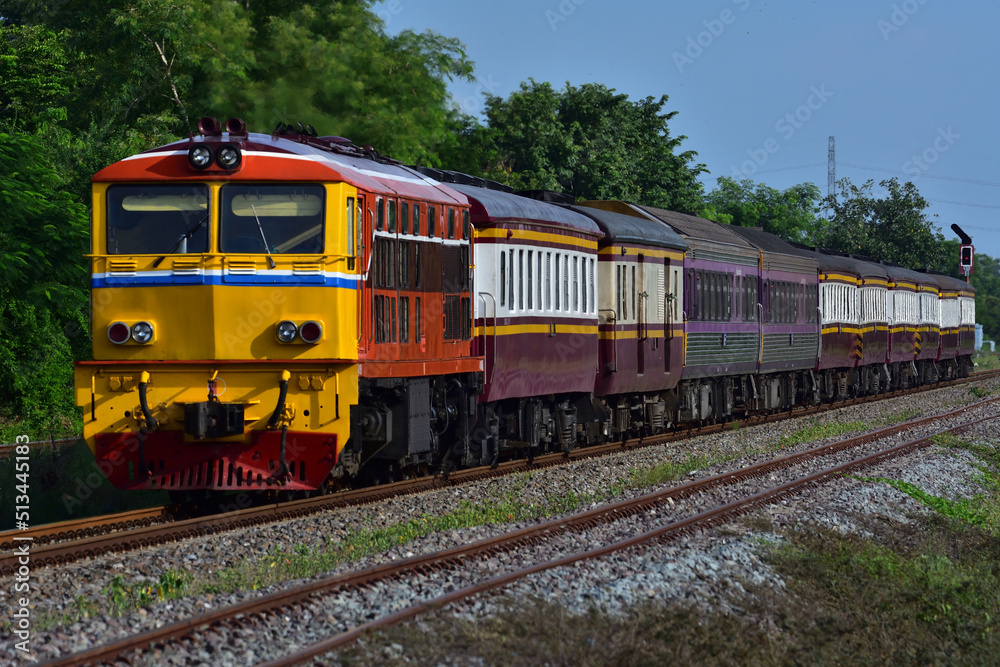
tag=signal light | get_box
[108,322,131,345]
[960,245,973,267]
[299,321,323,344]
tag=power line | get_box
[839,162,1000,188]
[928,199,1000,211]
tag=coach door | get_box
[637,253,646,375]
[663,258,671,374]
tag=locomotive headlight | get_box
[108,322,131,345]
[276,320,298,343]
[299,320,323,344]
[216,144,242,170]
[188,145,213,170]
[131,321,154,344]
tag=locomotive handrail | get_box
[599,309,618,373]
[478,292,498,386]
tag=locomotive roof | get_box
[93,131,468,206]
[633,205,757,248]
[566,205,687,251]
[446,183,602,237]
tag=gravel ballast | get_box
[4,378,999,664]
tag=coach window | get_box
[508,249,515,309]
[462,210,470,240]
[388,200,396,233]
[346,197,355,257]
[107,184,210,255]
[376,198,384,231]
[527,250,534,309]
[220,184,325,254]
[399,241,409,287]
[557,255,563,312]
[412,204,421,236]
[545,252,552,310]
[428,205,436,237]
[573,257,579,312]
[448,209,456,238]
[400,297,409,343]
[401,202,410,235]
[520,249,528,310]
[414,245,421,288]
[564,255,571,312]
[500,251,506,307]
[537,252,543,311]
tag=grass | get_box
[325,431,1000,665]
[973,351,1000,371]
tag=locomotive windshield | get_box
[220,184,325,254]
[106,185,209,255]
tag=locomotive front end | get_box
[74,121,361,491]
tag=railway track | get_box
[2,372,996,577]
[36,384,1000,666]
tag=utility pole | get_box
[827,136,835,199]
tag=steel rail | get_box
[3,374,996,576]
[36,399,1000,667]
[261,409,1000,666]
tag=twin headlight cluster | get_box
[107,320,322,345]
[108,321,154,345]
[188,143,242,171]
[276,320,323,344]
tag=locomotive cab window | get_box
[220,184,325,254]
[107,184,209,255]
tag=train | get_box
[73,118,977,493]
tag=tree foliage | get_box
[820,177,945,269]
[453,80,707,213]
[3,0,473,165]
[704,176,824,243]
[0,132,89,434]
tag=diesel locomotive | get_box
[74,119,977,493]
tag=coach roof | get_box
[567,205,687,251]
[447,183,602,237]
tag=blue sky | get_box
[375,0,1000,263]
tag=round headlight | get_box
[216,144,242,170]
[300,320,323,344]
[188,145,212,170]
[276,320,298,343]
[108,322,131,345]
[131,321,154,344]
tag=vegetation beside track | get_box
[328,434,1000,665]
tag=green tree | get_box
[0,132,90,435]
[704,176,825,243]
[5,0,473,164]
[456,80,707,213]
[820,177,945,269]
